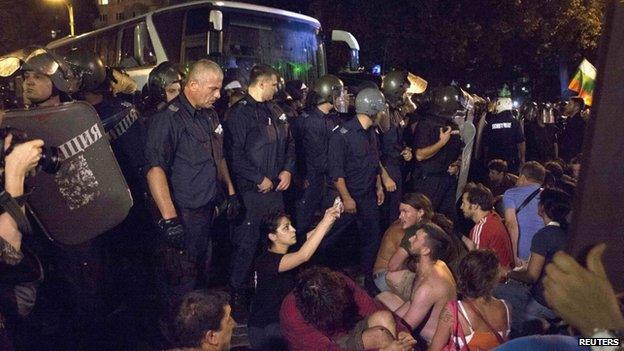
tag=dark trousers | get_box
[157,205,213,306]
[317,192,381,277]
[230,191,284,289]
[381,163,403,229]
[295,173,336,240]
[412,173,457,222]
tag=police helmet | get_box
[519,101,539,122]
[147,61,184,102]
[381,70,409,107]
[312,74,344,105]
[22,48,80,93]
[65,48,107,92]
[285,80,306,101]
[355,88,386,116]
[429,85,463,117]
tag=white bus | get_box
[45,1,360,89]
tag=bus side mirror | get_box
[331,30,360,71]
[210,10,223,31]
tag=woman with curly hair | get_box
[428,250,511,351]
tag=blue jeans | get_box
[493,280,531,335]
[373,270,390,292]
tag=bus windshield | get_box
[221,12,321,85]
[153,6,322,85]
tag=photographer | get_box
[0,134,43,351]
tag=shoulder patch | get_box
[339,127,349,134]
[168,104,180,112]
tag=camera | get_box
[0,127,62,174]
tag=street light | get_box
[47,0,75,36]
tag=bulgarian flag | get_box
[568,59,597,106]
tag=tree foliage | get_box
[308,0,606,98]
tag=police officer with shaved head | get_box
[324,87,387,295]
[145,59,237,305]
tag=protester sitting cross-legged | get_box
[373,193,434,294]
[377,222,457,343]
[280,266,417,351]
[428,250,511,351]
[247,205,341,350]
[501,188,571,334]
[167,290,236,351]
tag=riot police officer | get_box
[20,49,110,348]
[325,87,386,295]
[21,48,79,108]
[65,49,146,201]
[223,64,295,320]
[141,61,184,115]
[379,70,414,228]
[295,74,346,238]
[411,85,463,222]
[145,59,236,303]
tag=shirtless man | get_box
[373,193,433,293]
[377,222,457,343]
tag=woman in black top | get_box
[248,204,342,350]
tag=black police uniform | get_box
[379,108,408,228]
[411,114,462,221]
[559,112,586,162]
[525,122,559,164]
[224,94,295,290]
[482,111,525,173]
[325,117,381,281]
[145,92,223,298]
[295,106,340,237]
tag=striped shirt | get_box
[470,212,514,268]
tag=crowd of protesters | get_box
[0,47,621,351]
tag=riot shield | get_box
[455,92,480,200]
[1,101,133,245]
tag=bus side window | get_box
[96,29,118,66]
[181,7,210,63]
[137,22,157,66]
[120,26,139,68]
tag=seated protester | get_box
[248,205,341,350]
[543,162,576,197]
[459,183,514,272]
[280,266,417,351]
[567,154,582,182]
[502,161,546,265]
[383,214,464,302]
[428,250,511,351]
[168,290,236,351]
[486,159,518,197]
[506,188,571,326]
[377,222,457,343]
[373,193,434,294]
